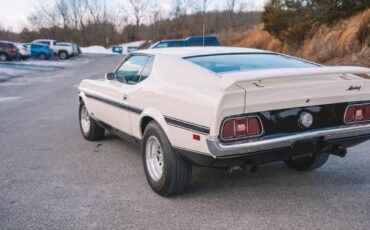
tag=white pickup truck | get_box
[32,39,74,59]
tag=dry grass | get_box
[226,9,370,67]
[227,28,283,52]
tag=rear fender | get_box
[133,107,170,141]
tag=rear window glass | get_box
[185,53,318,73]
[155,42,168,48]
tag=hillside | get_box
[221,9,370,67]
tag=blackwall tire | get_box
[0,53,8,61]
[79,102,105,141]
[142,121,192,197]
[284,152,329,171]
[38,53,46,60]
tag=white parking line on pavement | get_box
[0,97,21,103]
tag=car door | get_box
[95,54,152,135]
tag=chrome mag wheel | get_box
[145,136,164,182]
[80,105,91,134]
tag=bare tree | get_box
[191,0,210,13]
[148,0,162,40]
[172,0,193,17]
[226,0,240,28]
[126,0,149,39]
[55,0,70,29]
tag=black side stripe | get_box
[85,93,210,134]
[165,116,210,134]
[85,94,142,114]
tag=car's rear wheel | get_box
[59,51,68,60]
[79,102,105,141]
[142,121,192,197]
[38,53,46,60]
[0,53,8,61]
[284,152,329,171]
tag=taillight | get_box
[344,104,370,123]
[11,48,17,52]
[221,116,262,140]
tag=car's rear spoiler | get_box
[219,66,370,90]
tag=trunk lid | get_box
[219,67,370,113]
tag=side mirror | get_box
[105,72,115,80]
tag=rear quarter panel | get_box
[129,55,220,154]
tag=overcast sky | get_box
[0,0,269,32]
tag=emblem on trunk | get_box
[346,85,361,91]
[299,112,313,128]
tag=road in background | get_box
[0,54,369,230]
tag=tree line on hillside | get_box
[262,0,369,45]
[0,0,260,47]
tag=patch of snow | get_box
[0,67,32,81]
[14,57,90,67]
[116,40,146,54]
[80,46,114,54]
[119,40,145,48]
[0,56,91,82]
[0,97,21,103]
[81,41,146,55]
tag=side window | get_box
[172,41,184,47]
[139,56,154,82]
[188,41,203,46]
[204,40,218,46]
[155,42,168,48]
[115,55,148,85]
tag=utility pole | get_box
[202,0,206,46]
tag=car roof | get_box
[159,39,184,42]
[0,40,13,44]
[185,36,218,39]
[135,46,272,58]
[34,39,56,42]
[32,43,49,46]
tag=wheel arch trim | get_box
[138,108,170,139]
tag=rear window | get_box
[185,53,318,73]
[155,42,168,48]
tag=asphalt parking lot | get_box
[0,54,369,230]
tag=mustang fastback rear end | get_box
[78,47,370,196]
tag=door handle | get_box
[123,94,128,100]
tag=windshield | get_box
[185,53,318,73]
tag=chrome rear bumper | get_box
[207,123,370,157]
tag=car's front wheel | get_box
[284,152,329,171]
[79,102,105,141]
[142,121,192,197]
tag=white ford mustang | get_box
[78,47,370,196]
